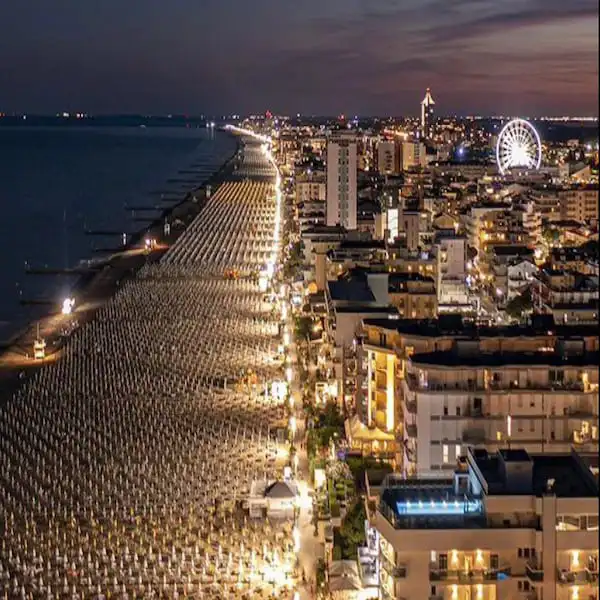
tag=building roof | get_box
[361,316,597,340]
[264,481,297,499]
[328,561,362,592]
[491,245,534,257]
[409,349,599,368]
[336,305,399,315]
[328,279,375,303]
[471,449,599,497]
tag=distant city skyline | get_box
[0,0,597,116]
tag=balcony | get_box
[405,423,417,438]
[429,567,512,583]
[462,428,487,444]
[406,372,590,394]
[571,431,599,445]
[405,399,417,414]
[557,568,599,585]
[526,560,543,582]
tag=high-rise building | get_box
[420,88,435,139]
[326,134,357,230]
[400,141,427,171]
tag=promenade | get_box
[0,138,304,598]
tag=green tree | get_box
[543,228,559,246]
[294,316,313,341]
[505,288,533,319]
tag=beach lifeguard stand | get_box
[33,324,46,360]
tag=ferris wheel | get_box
[495,118,542,175]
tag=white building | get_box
[327,135,358,230]
[248,479,299,519]
[402,347,599,477]
[436,235,470,310]
[372,447,599,600]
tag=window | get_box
[490,554,499,570]
[439,554,448,570]
[430,550,437,563]
[456,407,461,416]
[442,444,449,463]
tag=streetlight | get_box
[289,415,297,438]
[61,297,75,315]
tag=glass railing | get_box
[429,567,512,582]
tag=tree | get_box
[294,316,313,341]
[543,228,560,246]
[336,500,367,559]
[505,288,533,319]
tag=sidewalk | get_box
[289,339,323,599]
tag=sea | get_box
[0,118,237,342]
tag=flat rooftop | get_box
[471,449,599,498]
[361,316,598,340]
[409,349,599,368]
[328,279,376,303]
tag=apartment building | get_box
[388,273,437,319]
[532,268,599,325]
[327,134,358,230]
[372,447,599,600]
[378,140,400,175]
[464,204,511,256]
[435,234,472,311]
[402,347,599,476]
[359,317,599,472]
[559,186,599,224]
[401,141,427,171]
[296,171,326,204]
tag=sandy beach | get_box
[0,132,240,399]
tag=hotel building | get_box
[371,447,599,600]
[358,317,599,473]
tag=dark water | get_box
[0,125,236,340]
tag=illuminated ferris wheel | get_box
[495,118,542,175]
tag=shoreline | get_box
[0,130,241,396]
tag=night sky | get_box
[0,0,597,116]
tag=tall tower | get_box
[420,88,435,139]
[326,133,357,230]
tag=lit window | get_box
[455,445,461,459]
[443,444,449,463]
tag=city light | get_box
[61,297,75,315]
